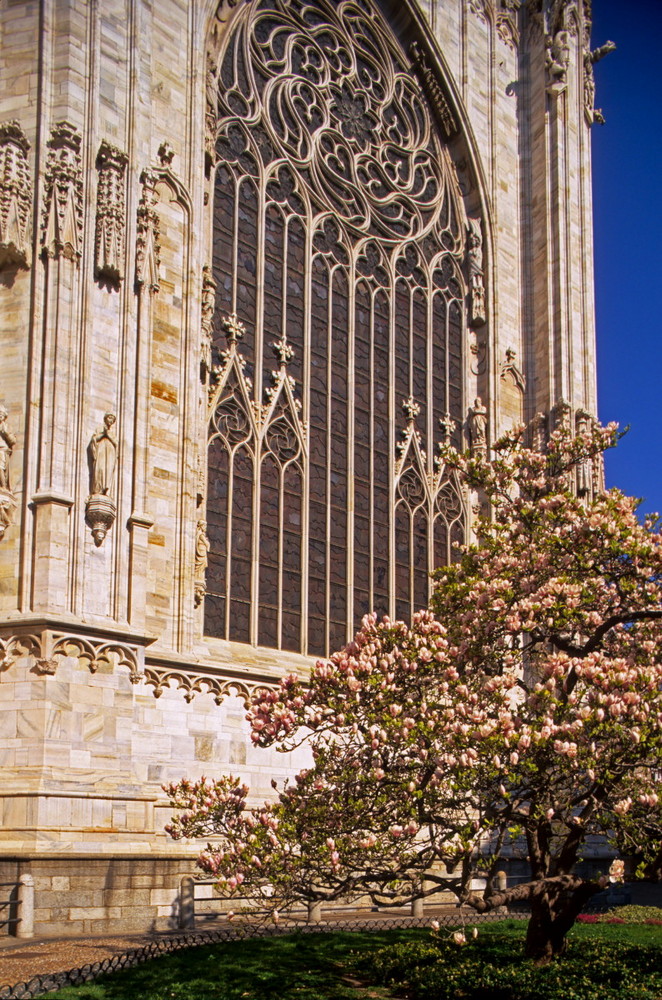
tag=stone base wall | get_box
[0,857,196,938]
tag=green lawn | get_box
[42,922,662,1000]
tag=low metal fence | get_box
[0,908,524,1000]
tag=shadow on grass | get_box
[45,930,422,1000]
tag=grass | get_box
[44,929,421,1000]
[41,921,662,1000]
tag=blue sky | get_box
[591,0,662,515]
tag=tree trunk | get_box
[524,881,598,965]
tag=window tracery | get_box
[206,0,473,656]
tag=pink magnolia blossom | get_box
[165,423,662,964]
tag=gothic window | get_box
[206,0,469,657]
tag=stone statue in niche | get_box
[194,519,210,608]
[546,30,570,93]
[0,405,17,540]
[468,397,488,457]
[195,520,210,575]
[0,406,16,490]
[467,218,486,326]
[90,413,117,494]
[575,410,593,498]
[85,413,117,546]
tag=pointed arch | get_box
[204,0,480,656]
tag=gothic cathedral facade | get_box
[0,0,603,934]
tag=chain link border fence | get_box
[0,908,532,999]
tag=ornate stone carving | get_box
[200,265,216,378]
[468,397,488,457]
[94,141,128,284]
[469,330,487,377]
[157,142,175,168]
[144,664,275,706]
[500,348,526,392]
[135,169,161,292]
[194,519,210,608]
[531,411,548,452]
[0,633,41,670]
[32,658,57,675]
[85,413,117,545]
[468,0,492,23]
[41,121,83,263]
[49,633,144,682]
[0,627,149,682]
[439,413,456,445]
[525,0,545,42]
[0,121,32,269]
[575,409,593,498]
[90,412,117,495]
[467,218,486,326]
[552,398,572,431]
[206,1,248,168]
[583,39,616,125]
[0,405,17,540]
[497,0,521,49]
[545,30,570,94]
[410,42,457,139]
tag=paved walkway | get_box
[0,906,492,989]
[0,930,186,987]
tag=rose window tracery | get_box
[205,0,472,656]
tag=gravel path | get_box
[0,931,178,987]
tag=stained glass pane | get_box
[206,0,469,654]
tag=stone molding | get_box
[410,41,457,138]
[0,624,149,682]
[0,623,282,706]
[143,664,276,706]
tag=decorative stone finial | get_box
[402,396,421,424]
[272,337,294,367]
[157,142,175,167]
[439,412,456,443]
[221,313,246,348]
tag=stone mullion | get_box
[408,507,415,623]
[346,256,355,645]
[276,464,284,650]
[387,262,396,620]
[324,262,333,658]
[368,285,376,613]
[249,175,267,647]
[427,277,436,600]
[299,213,312,656]
[224,451,235,640]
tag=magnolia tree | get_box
[166,424,662,964]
